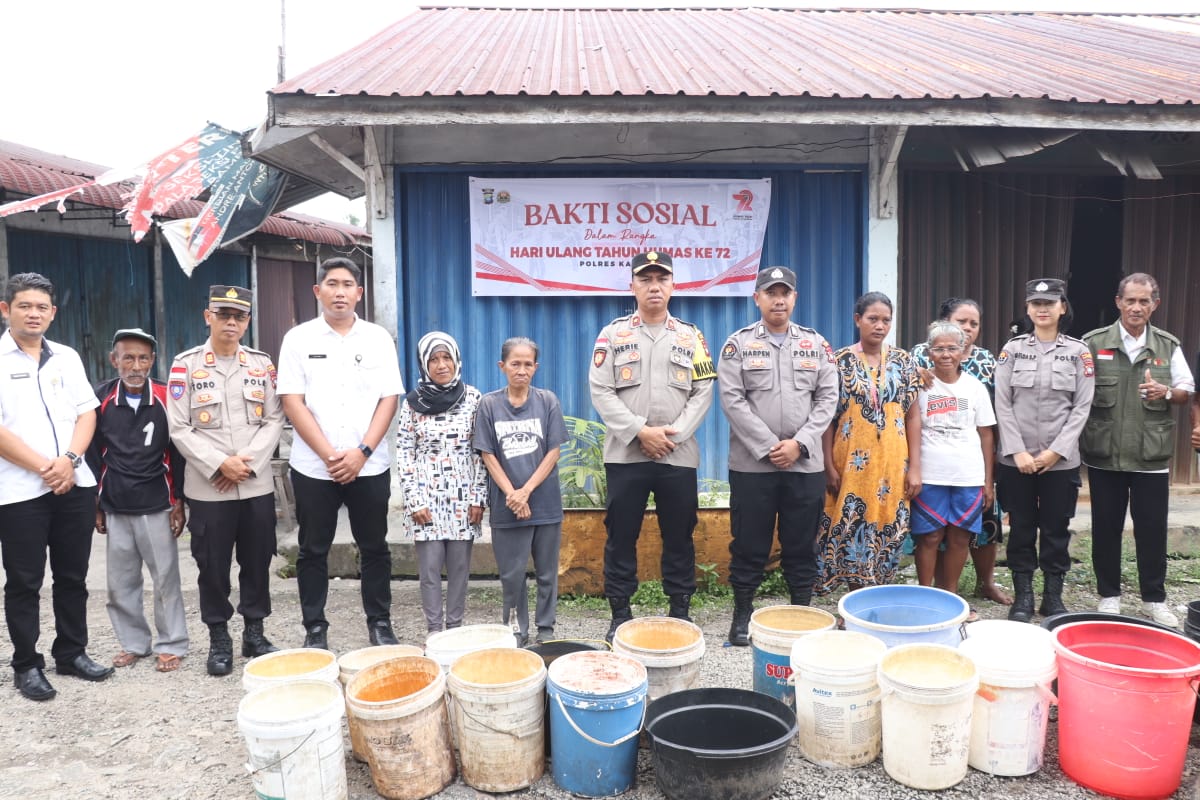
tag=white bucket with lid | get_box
[790,630,887,768]
[877,643,979,790]
[958,624,1057,776]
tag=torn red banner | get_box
[0,182,93,218]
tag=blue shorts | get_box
[911,485,985,536]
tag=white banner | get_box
[469,177,771,296]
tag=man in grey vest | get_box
[1082,273,1193,627]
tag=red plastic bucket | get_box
[1052,620,1200,800]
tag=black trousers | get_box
[188,494,277,625]
[292,469,392,627]
[1089,467,1169,603]
[0,486,96,671]
[728,470,824,593]
[999,464,1079,575]
[603,461,697,599]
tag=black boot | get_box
[1038,572,1069,618]
[207,622,234,676]
[729,588,754,646]
[1009,572,1035,623]
[242,618,279,658]
[789,583,813,607]
[668,594,692,622]
[606,597,633,644]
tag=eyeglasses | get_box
[211,310,250,323]
[929,346,962,355]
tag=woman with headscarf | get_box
[397,331,488,633]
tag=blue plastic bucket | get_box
[547,650,648,797]
[839,586,969,648]
[748,605,837,708]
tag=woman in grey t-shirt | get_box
[473,337,568,646]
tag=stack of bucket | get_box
[236,648,347,800]
[611,616,705,702]
[748,605,835,710]
[337,645,423,763]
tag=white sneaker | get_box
[1143,601,1179,628]
[1097,596,1122,614]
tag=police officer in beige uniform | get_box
[589,250,715,641]
[718,266,838,646]
[167,286,285,675]
[995,278,1094,623]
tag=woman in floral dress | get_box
[397,331,488,633]
[816,292,922,592]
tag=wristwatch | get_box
[63,451,83,468]
[358,443,374,458]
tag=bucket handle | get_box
[448,695,541,740]
[244,730,314,776]
[553,692,646,748]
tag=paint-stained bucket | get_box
[749,605,836,709]
[447,648,547,792]
[1053,620,1200,799]
[612,616,704,702]
[425,624,516,671]
[840,585,969,649]
[790,630,887,768]
[877,643,978,790]
[336,646,424,762]
[237,679,347,800]
[547,650,648,797]
[242,648,339,693]
[345,656,455,800]
[958,622,1057,776]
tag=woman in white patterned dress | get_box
[397,331,488,632]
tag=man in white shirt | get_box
[0,272,110,701]
[277,258,404,649]
[1082,273,1195,627]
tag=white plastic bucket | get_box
[243,648,339,693]
[958,627,1057,776]
[425,624,517,671]
[790,630,888,768]
[611,616,705,703]
[447,647,548,792]
[877,643,979,790]
[345,655,456,800]
[749,605,837,710]
[336,645,424,762]
[237,679,347,800]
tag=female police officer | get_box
[995,279,1094,623]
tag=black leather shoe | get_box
[207,622,234,676]
[55,653,115,682]
[15,667,56,701]
[368,619,399,646]
[303,623,329,650]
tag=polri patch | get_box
[721,341,737,360]
[1080,351,1095,377]
[997,350,1010,365]
[169,381,185,400]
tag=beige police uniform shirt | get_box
[994,332,1095,470]
[588,313,715,468]
[717,321,839,473]
[166,340,285,501]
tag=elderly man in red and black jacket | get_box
[86,328,188,674]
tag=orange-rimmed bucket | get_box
[1053,620,1200,800]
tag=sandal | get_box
[155,654,182,673]
[965,606,980,623]
[112,651,144,668]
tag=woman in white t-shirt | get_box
[911,321,996,600]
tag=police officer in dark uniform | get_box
[718,267,839,645]
[588,251,715,641]
[166,286,285,675]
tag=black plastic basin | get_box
[645,688,797,800]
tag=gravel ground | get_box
[3,540,1200,800]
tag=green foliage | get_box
[631,579,669,607]
[696,562,731,599]
[697,478,731,508]
[559,416,608,508]
[758,568,790,597]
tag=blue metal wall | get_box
[160,249,250,367]
[395,165,864,482]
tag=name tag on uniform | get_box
[9,372,29,379]
[1097,349,1115,360]
[308,354,327,359]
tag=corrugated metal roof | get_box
[272,8,1200,105]
[0,139,367,247]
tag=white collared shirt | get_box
[0,330,99,504]
[276,314,404,479]
[1119,323,1195,393]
